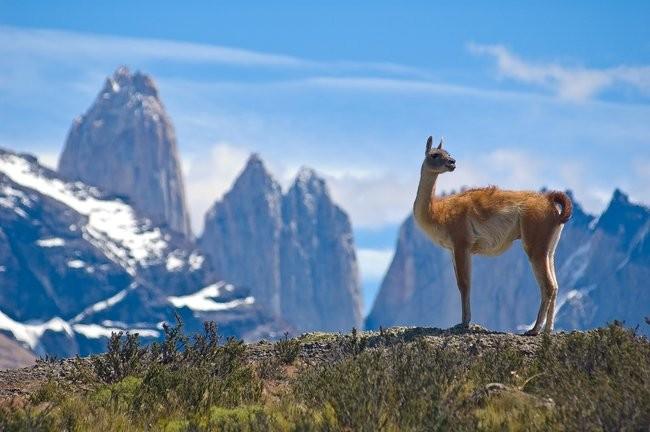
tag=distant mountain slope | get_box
[0,149,286,357]
[200,156,362,332]
[58,67,192,237]
[0,334,35,370]
[366,190,650,335]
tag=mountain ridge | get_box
[0,148,287,356]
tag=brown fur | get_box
[413,137,572,334]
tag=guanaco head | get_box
[424,136,456,173]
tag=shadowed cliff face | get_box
[200,158,362,333]
[199,155,284,317]
[58,67,192,238]
[367,190,650,335]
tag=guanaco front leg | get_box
[452,248,472,326]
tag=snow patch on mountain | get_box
[73,323,159,339]
[558,240,592,287]
[165,251,186,271]
[71,284,136,323]
[168,283,255,312]
[0,309,73,349]
[67,260,86,269]
[36,237,66,247]
[0,153,167,271]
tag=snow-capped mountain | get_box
[58,67,192,237]
[0,149,286,357]
[200,156,362,333]
[366,190,650,335]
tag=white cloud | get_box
[184,142,250,233]
[0,26,307,68]
[320,149,544,228]
[34,151,59,170]
[469,43,650,101]
[0,25,427,79]
[298,76,555,104]
[357,248,394,281]
[323,170,417,228]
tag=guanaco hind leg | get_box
[543,225,563,332]
[525,254,555,335]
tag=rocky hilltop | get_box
[366,190,650,335]
[200,157,362,333]
[58,67,192,237]
[0,324,647,430]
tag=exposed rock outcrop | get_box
[199,155,283,316]
[280,168,361,332]
[58,67,192,237]
[200,157,362,333]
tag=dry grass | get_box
[1,320,648,431]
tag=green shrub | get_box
[274,332,301,365]
[90,331,147,384]
[2,323,648,431]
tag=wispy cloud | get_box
[302,76,530,101]
[0,25,428,78]
[183,142,250,233]
[469,43,650,102]
[0,26,308,68]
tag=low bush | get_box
[1,322,647,431]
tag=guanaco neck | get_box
[413,162,438,226]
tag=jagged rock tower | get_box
[200,156,362,332]
[58,66,192,237]
[199,155,284,317]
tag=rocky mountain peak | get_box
[200,154,361,333]
[58,67,192,237]
[106,66,159,97]
[564,190,594,227]
[596,189,647,240]
[292,167,326,194]
[236,154,278,190]
[200,153,284,317]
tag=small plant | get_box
[91,331,147,384]
[340,327,368,358]
[257,356,284,380]
[273,332,301,365]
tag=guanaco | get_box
[413,136,572,335]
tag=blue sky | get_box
[1,1,649,313]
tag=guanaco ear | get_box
[437,137,444,150]
[426,136,433,153]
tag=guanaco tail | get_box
[413,136,572,335]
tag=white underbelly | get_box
[470,212,520,256]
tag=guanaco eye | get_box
[431,154,440,159]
